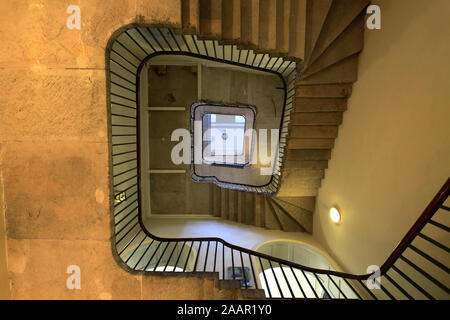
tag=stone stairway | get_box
[181,0,369,231]
[211,185,314,233]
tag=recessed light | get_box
[330,207,341,224]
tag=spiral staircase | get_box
[180,0,368,232]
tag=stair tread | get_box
[299,54,359,85]
[287,138,335,149]
[307,0,369,65]
[199,0,223,38]
[294,97,347,112]
[273,196,316,212]
[259,0,277,51]
[286,149,331,161]
[272,197,313,233]
[265,197,283,230]
[304,0,333,60]
[296,84,352,98]
[222,0,241,40]
[303,11,365,77]
[283,160,328,169]
[289,125,339,138]
[182,0,200,32]
[241,0,260,47]
[291,112,343,125]
[270,198,305,232]
[288,0,307,59]
[276,0,291,53]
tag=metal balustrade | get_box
[108,26,450,299]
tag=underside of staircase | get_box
[180,0,369,233]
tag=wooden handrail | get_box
[379,177,450,274]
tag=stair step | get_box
[276,185,318,197]
[237,191,245,223]
[304,0,332,60]
[240,288,266,299]
[199,0,223,39]
[216,279,242,289]
[299,54,359,85]
[282,168,325,179]
[265,197,284,230]
[276,0,291,54]
[228,190,238,221]
[307,0,369,66]
[182,0,200,32]
[287,138,335,149]
[272,198,313,233]
[212,185,222,217]
[291,112,343,125]
[254,194,266,227]
[296,84,352,98]
[303,11,365,77]
[294,97,347,112]
[281,176,322,189]
[274,196,316,212]
[240,0,260,47]
[286,149,331,160]
[288,0,307,60]
[283,160,328,169]
[222,0,241,41]
[245,193,255,225]
[289,125,339,138]
[259,0,277,51]
[220,188,229,219]
[270,198,305,232]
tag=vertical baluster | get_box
[153,242,171,271]
[163,242,178,271]
[183,241,194,272]
[249,254,258,289]
[268,260,284,298]
[313,273,332,299]
[142,241,162,271]
[193,241,202,272]
[342,278,362,300]
[213,241,218,273]
[220,242,225,280]
[258,257,272,298]
[203,241,210,272]
[300,270,319,299]
[289,267,307,299]
[357,279,378,300]
[133,239,155,270]
[278,263,295,298]
[231,248,235,280]
[172,241,186,272]
[384,273,413,300]
[240,251,248,289]
[327,275,348,299]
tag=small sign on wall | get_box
[114,191,126,204]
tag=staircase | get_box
[182,0,369,229]
[211,186,314,233]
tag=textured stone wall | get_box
[0,0,242,299]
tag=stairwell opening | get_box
[107,25,299,277]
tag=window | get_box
[191,103,256,167]
[203,114,246,158]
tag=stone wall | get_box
[0,0,245,299]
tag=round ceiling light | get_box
[329,207,341,224]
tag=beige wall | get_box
[313,0,450,274]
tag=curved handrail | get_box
[107,24,450,299]
[138,177,450,281]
